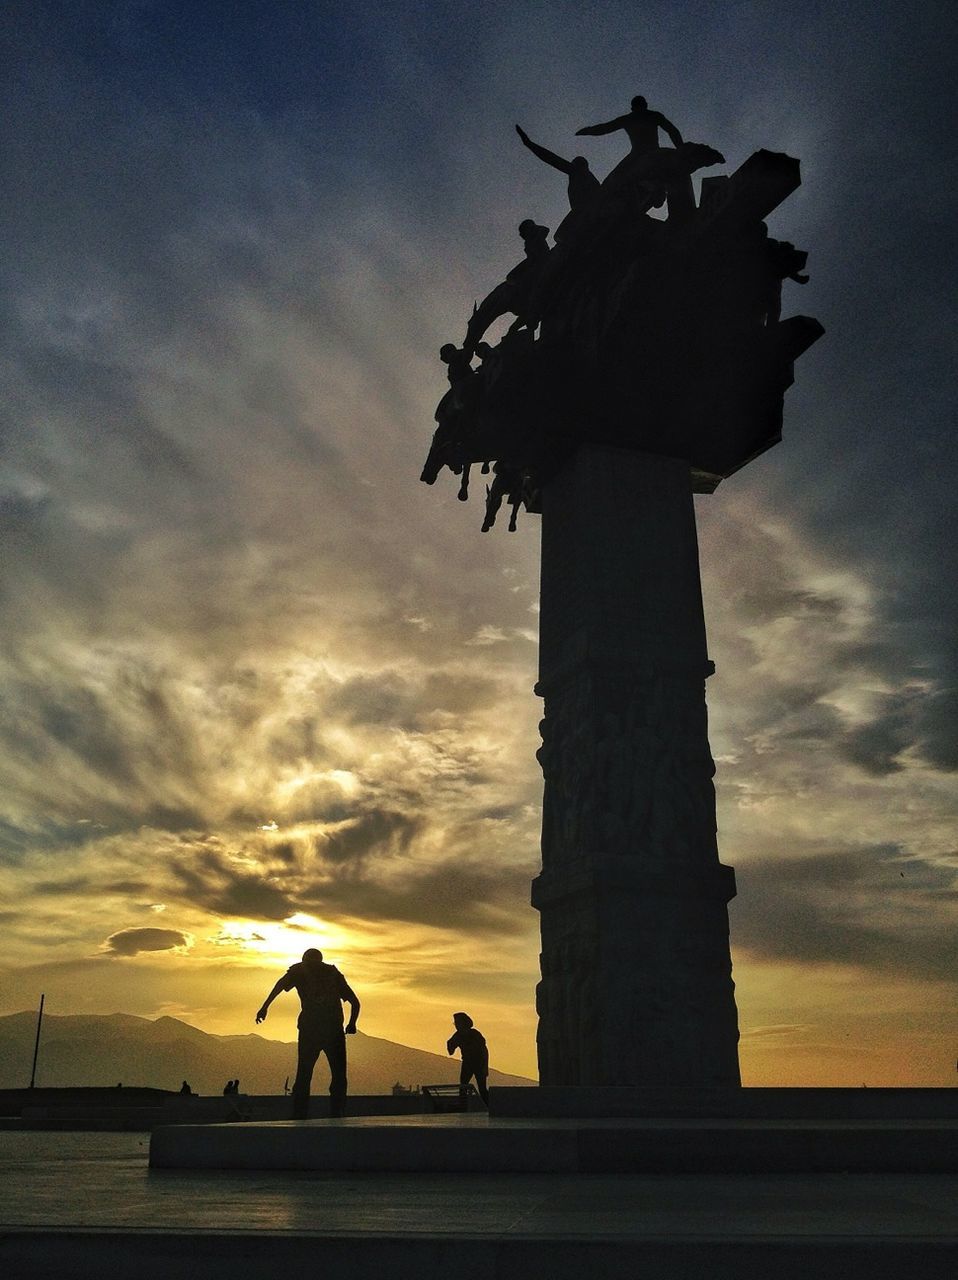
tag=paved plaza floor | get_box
[0,1129,955,1278]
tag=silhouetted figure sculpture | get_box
[440,341,474,390]
[513,218,551,271]
[482,463,525,532]
[762,232,809,324]
[179,1080,193,1095]
[577,94,696,218]
[613,140,724,207]
[464,220,551,355]
[516,125,601,242]
[421,343,478,487]
[256,947,360,1120]
[422,119,820,533]
[446,1011,489,1105]
[576,93,683,155]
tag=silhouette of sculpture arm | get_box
[516,124,573,175]
[651,111,683,147]
[576,114,630,137]
[255,975,292,1023]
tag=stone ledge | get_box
[531,860,736,906]
[491,1085,958,1120]
[148,1113,958,1174]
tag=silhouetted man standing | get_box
[256,948,360,1119]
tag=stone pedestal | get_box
[533,445,740,1086]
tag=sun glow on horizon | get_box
[210,913,351,962]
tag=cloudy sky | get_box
[1,1,955,1084]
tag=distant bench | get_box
[421,1084,479,1113]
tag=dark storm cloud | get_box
[33,877,149,898]
[700,503,958,785]
[771,702,843,746]
[325,670,500,729]
[318,810,423,865]
[32,877,94,897]
[170,849,292,922]
[152,797,534,932]
[304,859,534,934]
[324,674,420,729]
[734,846,957,982]
[839,697,911,776]
[748,4,958,775]
[39,690,139,786]
[103,927,190,956]
[0,654,216,847]
[833,678,958,780]
[913,690,958,773]
[731,585,846,626]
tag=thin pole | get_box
[29,993,44,1089]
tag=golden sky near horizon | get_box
[1,3,956,1086]
[1,492,954,1083]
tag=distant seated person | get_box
[446,1011,489,1105]
[179,1080,193,1095]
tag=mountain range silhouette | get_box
[0,1011,534,1093]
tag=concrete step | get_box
[490,1085,958,1119]
[149,1113,958,1173]
[1,1228,955,1280]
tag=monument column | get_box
[420,113,821,1091]
[532,444,740,1086]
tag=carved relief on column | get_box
[534,652,740,1087]
[535,933,600,1085]
[536,662,719,868]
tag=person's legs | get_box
[324,1029,348,1118]
[474,1072,489,1105]
[291,1027,321,1120]
[459,1060,472,1099]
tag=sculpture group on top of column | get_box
[420,95,823,531]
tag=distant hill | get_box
[0,1012,535,1094]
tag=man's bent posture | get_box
[256,948,360,1119]
[446,1011,489,1104]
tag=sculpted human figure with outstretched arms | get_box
[576,95,683,154]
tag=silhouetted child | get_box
[446,1011,489,1104]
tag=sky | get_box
[0,0,955,1084]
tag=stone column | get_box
[532,445,740,1087]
